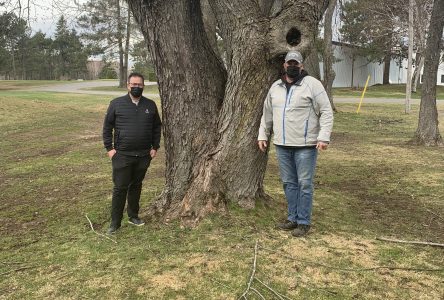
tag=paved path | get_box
[31,80,433,104]
[32,80,158,97]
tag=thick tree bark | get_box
[322,0,337,112]
[383,54,391,85]
[128,0,330,225]
[412,0,444,146]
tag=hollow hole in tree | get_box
[286,27,301,46]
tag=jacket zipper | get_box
[283,86,294,145]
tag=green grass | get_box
[0,88,443,299]
[0,80,77,90]
[333,83,444,100]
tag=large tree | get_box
[78,0,133,87]
[53,16,88,80]
[412,0,444,146]
[127,0,330,226]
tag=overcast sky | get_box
[2,0,86,36]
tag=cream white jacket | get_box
[258,76,333,146]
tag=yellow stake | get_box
[357,75,371,113]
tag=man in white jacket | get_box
[258,50,334,237]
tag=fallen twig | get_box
[85,215,117,244]
[0,266,37,276]
[238,240,259,300]
[255,278,287,300]
[377,237,444,248]
[1,261,26,266]
[251,287,266,300]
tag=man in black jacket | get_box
[103,72,162,234]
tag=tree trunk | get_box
[128,0,330,226]
[124,6,131,80]
[412,0,429,93]
[412,53,424,93]
[304,47,321,80]
[322,0,337,112]
[405,0,414,114]
[412,0,444,146]
[350,54,355,88]
[383,54,391,84]
[116,0,126,88]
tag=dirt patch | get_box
[149,272,185,291]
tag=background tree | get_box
[25,31,54,80]
[127,0,330,226]
[78,0,133,87]
[99,59,118,79]
[340,0,408,85]
[0,12,28,79]
[53,16,88,80]
[412,0,444,146]
[411,0,433,92]
[322,0,337,111]
[130,40,157,81]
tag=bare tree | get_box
[126,0,330,226]
[412,0,444,146]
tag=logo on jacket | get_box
[145,109,150,114]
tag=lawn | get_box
[333,83,444,99]
[0,80,76,91]
[0,89,443,299]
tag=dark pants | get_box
[111,153,151,226]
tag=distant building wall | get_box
[320,42,444,87]
[86,60,105,80]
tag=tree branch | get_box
[85,214,117,244]
[238,240,259,299]
[255,278,286,300]
[376,237,444,248]
[0,266,37,276]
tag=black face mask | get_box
[130,86,143,97]
[286,65,301,79]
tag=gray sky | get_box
[1,0,86,36]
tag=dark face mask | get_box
[130,86,143,97]
[286,65,301,79]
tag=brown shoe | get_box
[291,224,310,237]
[276,220,298,231]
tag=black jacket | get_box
[103,94,162,156]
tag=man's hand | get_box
[107,149,116,158]
[316,141,329,151]
[258,140,268,152]
[150,149,157,158]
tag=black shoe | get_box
[128,217,145,226]
[107,224,120,234]
[291,224,310,237]
[276,220,298,231]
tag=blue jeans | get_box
[275,146,318,225]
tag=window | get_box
[441,75,444,83]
